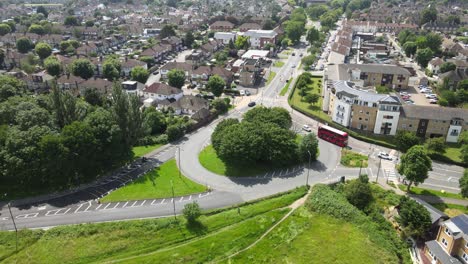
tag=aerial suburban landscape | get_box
[0,0,467,263]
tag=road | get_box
[0,39,464,230]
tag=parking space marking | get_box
[16,213,39,219]
[74,203,85,213]
[95,204,102,210]
[103,203,111,210]
[1,217,9,221]
[130,201,138,207]
[160,199,166,204]
[122,201,129,208]
[179,197,184,202]
[140,201,146,206]
[188,195,192,201]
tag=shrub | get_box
[183,201,201,223]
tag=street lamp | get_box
[375,157,382,183]
[306,150,311,187]
[170,180,176,220]
[4,194,18,252]
[176,146,181,178]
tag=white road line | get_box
[83,201,92,212]
[151,200,158,205]
[160,199,166,204]
[16,213,38,219]
[430,171,447,176]
[122,201,129,208]
[131,201,138,207]
[189,195,192,201]
[170,198,174,203]
[57,208,71,215]
[103,203,111,210]
[1,217,9,221]
[112,202,120,209]
[369,167,374,178]
[140,201,146,206]
[95,204,102,210]
[179,197,184,202]
[74,203,84,213]
[421,183,461,191]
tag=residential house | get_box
[160,62,192,80]
[424,214,468,264]
[239,22,261,32]
[121,80,144,94]
[209,21,235,31]
[214,32,236,45]
[120,58,147,77]
[428,58,445,75]
[200,40,222,59]
[397,105,468,143]
[79,77,113,95]
[56,74,85,91]
[161,36,183,52]
[191,65,233,86]
[422,21,459,34]
[139,82,183,101]
[25,71,54,92]
[167,95,210,116]
[238,58,261,86]
[438,68,468,90]
[243,30,277,49]
[140,44,171,64]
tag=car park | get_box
[248,101,256,107]
[302,125,312,132]
[378,152,392,160]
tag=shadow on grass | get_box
[186,220,208,236]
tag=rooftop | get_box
[401,105,468,121]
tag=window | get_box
[445,227,452,236]
[366,112,369,115]
[383,115,394,119]
[442,237,448,247]
[409,124,412,128]
[359,117,362,120]
[429,250,437,261]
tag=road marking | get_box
[151,200,158,205]
[37,206,47,211]
[83,201,92,212]
[421,183,460,191]
[140,201,146,206]
[122,201,129,208]
[1,217,8,221]
[188,195,192,201]
[179,197,184,202]
[170,198,174,204]
[95,204,102,210]
[131,201,138,207]
[160,199,166,204]
[103,203,111,210]
[16,213,39,219]
[74,203,84,213]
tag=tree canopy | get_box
[131,66,149,83]
[398,145,432,191]
[395,131,420,152]
[207,75,226,97]
[34,42,52,60]
[71,59,95,79]
[167,69,185,89]
[397,196,432,238]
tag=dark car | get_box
[248,102,256,107]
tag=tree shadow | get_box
[185,220,208,236]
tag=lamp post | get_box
[5,194,18,252]
[375,157,382,183]
[176,146,181,178]
[170,180,176,220]
[358,159,363,176]
[306,150,311,187]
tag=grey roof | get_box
[450,214,468,235]
[411,197,449,224]
[401,105,468,121]
[338,63,411,76]
[333,81,391,103]
[379,95,401,105]
[425,240,462,264]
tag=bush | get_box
[183,201,201,223]
[166,124,185,141]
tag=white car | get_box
[239,90,245,96]
[420,89,432,94]
[429,99,438,104]
[425,94,437,98]
[302,125,312,132]
[378,152,393,160]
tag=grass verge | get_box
[280,78,293,96]
[132,143,163,157]
[1,187,307,263]
[430,203,468,217]
[198,145,297,177]
[273,61,285,67]
[266,71,276,85]
[100,159,206,202]
[340,149,368,168]
[398,184,464,200]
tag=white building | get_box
[242,30,277,49]
[373,96,401,135]
[139,82,183,101]
[214,32,236,44]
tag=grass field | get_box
[198,145,294,177]
[100,159,206,202]
[430,203,468,217]
[398,184,464,199]
[227,208,400,264]
[132,143,163,157]
[266,71,276,85]
[273,61,285,67]
[280,78,293,96]
[288,77,331,122]
[1,187,307,264]
[340,149,368,168]
[444,144,463,163]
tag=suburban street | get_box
[0,39,465,231]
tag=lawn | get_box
[430,203,468,217]
[398,184,465,200]
[279,78,293,96]
[444,144,463,163]
[100,159,207,203]
[273,61,285,67]
[1,188,307,264]
[132,143,163,157]
[198,145,296,177]
[266,71,276,85]
[288,76,330,122]
[340,149,368,168]
[228,208,400,264]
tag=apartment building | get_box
[242,30,277,49]
[424,214,468,264]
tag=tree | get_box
[36,6,48,18]
[235,35,250,50]
[306,27,320,45]
[207,75,225,97]
[34,42,52,60]
[460,169,468,198]
[398,29,416,45]
[0,23,11,36]
[243,106,292,129]
[262,19,275,30]
[395,131,420,152]
[183,201,201,223]
[85,20,94,27]
[28,24,45,35]
[16,37,33,54]
[285,21,305,44]
[306,4,328,20]
[304,93,320,105]
[166,124,185,141]
[160,24,176,38]
[415,48,434,68]
[420,7,437,25]
[402,41,417,57]
[102,59,121,81]
[425,137,446,154]
[50,86,79,128]
[211,118,239,150]
[184,31,195,48]
[398,145,432,192]
[344,174,373,210]
[44,56,61,76]
[166,0,177,8]
[64,16,79,26]
[131,66,149,83]
[167,69,185,89]
[425,33,442,53]
[83,88,104,106]
[397,196,432,238]
[459,132,468,166]
[298,132,319,162]
[439,62,456,74]
[71,59,95,79]
[445,15,460,25]
[143,107,166,135]
[211,98,229,114]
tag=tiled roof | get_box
[144,82,182,95]
[401,105,468,121]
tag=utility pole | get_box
[375,158,382,183]
[358,160,363,176]
[177,146,181,178]
[5,194,18,252]
[307,151,311,187]
[171,180,176,220]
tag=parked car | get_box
[401,95,410,100]
[245,90,251,96]
[378,152,392,160]
[292,52,296,56]
[248,101,256,107]
[239,90,246,96]
[302,125,312,132]
[429,99,438,104]
[399,92,409,96]
[425,94,437,98]
[420,89,432,93]
[405,100,415,104]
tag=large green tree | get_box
[0,23,12,36]
[44,56,61,76]
[439,62,456,74]
[184,31,195,48]
[243,106,292,129]
[344,174,373,210]
[131,66,149,83]
[71,59,95,79]
[102,59,121,81]
[235,35,250,50]
[460,169,468,198]
[398,145,432,192]
[64,16,79,26]
[28,24,45,35]
[397,196,432,238]
[160,24,176,38]
[167,69,185,89]
[395,131,420,152]
[16,37,33,54]
[206,75,226,97]
[420,7,437,25]
[415,48,434,68]
[402,42,417,57]
[285,21,305,44]
[34,42,52,60]
[298,132,319,162]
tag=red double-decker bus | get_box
[318,125,348,147]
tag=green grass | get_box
[1,187,307,263]
[398,184,465,200]
[444,144,463,163]
[266,71,276,85]
[279,78,293,96]
[227,208,400,264]
[100,159,206,203]
[340,149,368,168]
[289,77,330,122]
[430,203,468,217]
[273,61,285,67]
[198,145,296,177]
[132,143,163,158]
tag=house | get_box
[397,105,468,143]
[167,95,210,115]
[422,21,459,34]
[140,44,171,64]
[120,58,147,77]
[161,36,183,52]
[209,21,234,31]
[328,42,350,65]
[25,71,54,92]
[159,62,192,80]
[428,58,445,75]
[239,22,261,32]
[56,74,85,91]
[243,30,277,49]
[140,82,183,101]
[238,58,261,86]
[79,78,113,95]
[214,32,236,45]
[438,68,468,90]
[424,214,468,264]
[121,80,144,94]
[191,65,233,86]
[241,49,270,59]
